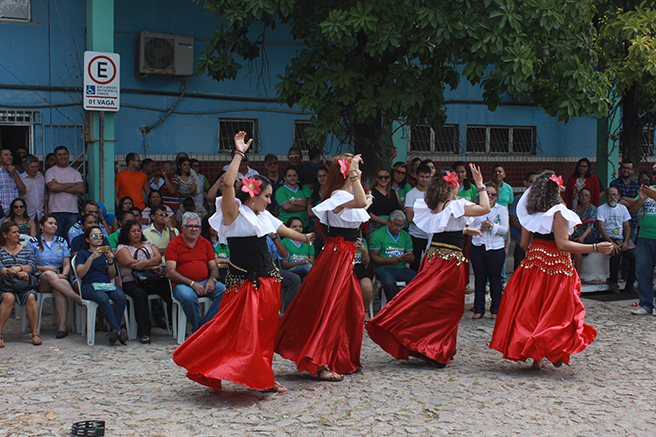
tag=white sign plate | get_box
[83,51,120,112]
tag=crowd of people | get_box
[1,139,655,392]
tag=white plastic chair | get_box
[71,254,131,345]
[370,275,406,319]
[170,279,211,344]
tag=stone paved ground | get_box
[2,295,656,437]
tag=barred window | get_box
[0,0,30,21]
[294,120,312,151]
[466,126,537,154]
[218,119,259,152]
[408,124,459,153]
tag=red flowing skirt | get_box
[489,239,597,365]
[366,248,467,364]
[172,277,281,390]
[275,236,364,375]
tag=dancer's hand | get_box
[350,155,363,179]
[469,163,484,188]
[596,242,614,255]
[234,131,253,154]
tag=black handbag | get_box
[131,247,166,287]
[0,272,40,293]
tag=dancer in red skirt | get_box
[173,132,313,392]
[275,153,370,381]
[489,171,613,369]
[367,164,490,368]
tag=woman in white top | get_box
[490,171,613,369]
[275,153,370,382]
[469,183,509,319]
[367,165,489,368]
[173,131,311,393]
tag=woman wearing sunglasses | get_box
[8,198,36,238]
[367,168,401,239]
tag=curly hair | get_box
[424,168,454,210]
[525,171,564,214]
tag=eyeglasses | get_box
[266,161,279,165]
[184,225,201,229]
[289,155,301,160]
[155,212,166,217]
[12,204,25,209]
[90,234,103,240]
[395,170,406,176]
[377,175,390,180]
[486,192,498,197]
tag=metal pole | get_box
[99,111,105,205]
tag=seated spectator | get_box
[369,210,416,301]
[70,214,110,257]
[564,158,603,208]
[143,204,179,256]
[165,212,225,333]
[8,198,36,239]
[280,217,315,282]
[353,235,373,323]
[128,206,147,230]
[276,166,311,230]
[108,210,135,249]
[610,161,640,240]
[67,200,110,244]
[570,187,599,273]
[142,190,176,228]
[111,196,133,232]
[175,196,207,227]
[267,232,301,311]
[27,214,83,338]
[115,220,172,344]
[469,183,509,319]
[75,226,128,345]
[597,187,636,293]
[0,220,41,346]
[20,155,46,221]
[201,215,229,283]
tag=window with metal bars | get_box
[218,119,259,152]
[466,126,536,154]
[408,124,459,153]
[293,120,313,151]
[0,0,30,21]
[618,129,655,157]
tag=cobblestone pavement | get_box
[1,296,656,437]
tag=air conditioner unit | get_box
[135,31,194,77]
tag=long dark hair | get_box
[8,198,29,221]
[200,214,216,242]
[392,162,408,189]
[235,174,272,204]
[453,161,471,191]
[526,171,564,214]
[310,166,328,206]
[374,168,393,199]
[36,214,58,251]
[317,154,355,241]
[176,157,191,176]
[425,168,455,210]
[118,196,133,212]
[572,158,592,178]
[83,226,102,250]
[117,220,146,246]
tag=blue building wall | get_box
[0,0,597,164]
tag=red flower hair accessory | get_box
[549,174,564,189]
[241,177,262,197]
[442,171,459,189]
[338,157,351,179]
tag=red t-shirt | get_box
[115,170,149,209]
[165,235,215,285]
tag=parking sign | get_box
[83,51,120,111]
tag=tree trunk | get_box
[352,118,384,188]
[621,84,645,167]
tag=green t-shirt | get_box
[108,231,120,249]
[369,226,413,271]
[395,183,413,206]
[485,181,514,208]
[281,238,314,262]
[457,184,478,202]
[213,242,230,259]
[276,184,311,227]
[637,187,656,239]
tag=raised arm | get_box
[333,155,367,212]
[222,132,252,226]
[463,163,490,217]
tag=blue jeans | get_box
[281,269,301,309]
[81,284,126,332]
[470,245,505,315]
[172,280,225,332]
[52,212,79,239]
[287,264,312,282]
[635,237,656,312]
[376,267,417,301]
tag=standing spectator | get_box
[190,159,209,207]
[141,158,158,188]
[8,198,36,238]
[369,210,416,301]
[391,162,412,207]
[44,153,57,172]
[287,146,304,174]
[154,162,180,212]
[454,161,478,202]
[263,154,284,214]
[299,148,324,188]
[143,204,179,255]
[610,162,640,240]
[20,155,46,221]
[67,200,110,244]
[27,214,83,338]
[75,226,128,345]
[45,146,84,239]
[469,183,509,319]
[570,188,599,273]
[630,183,656,314]
[142,190,177,228]
[280,217,315,282]
[14,146,28,173]
[0,146,27,213]
[367,168,401,239]
[115,153,149,210]
[220,151,259,179]
[404,163,432,272]
[176,157,199,203]
[165,212,224,333]
[406,157,422,186]
[0,220,42,346]
[488,164,514,208]
[421,159,436,176]
[564,158,602,208]
[276,166,311,229]
[597,187,635,293]
[509,172,537,270]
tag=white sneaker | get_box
[631,307,650,315]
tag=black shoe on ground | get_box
[608,282,620,294]
[55,330,68,339]
[108,330,119,345]
[118,328,128,345]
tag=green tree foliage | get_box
[596,0,656,165]
[196,0,610,173]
